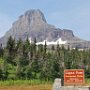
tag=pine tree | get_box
[6,36,16,64]
[15,38,25,79]
[0,44,3,57]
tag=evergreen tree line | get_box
[0,36,90,81]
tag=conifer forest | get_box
[0,36,90,81]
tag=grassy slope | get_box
[85,78,90,86]
[0,79,90,90]
[0,80,52,90]
[0,80,52,86]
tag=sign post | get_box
[64,69,85,86]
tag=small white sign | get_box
[52,78,61,90]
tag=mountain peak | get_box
[10,9,48,37]
[19,9,47,24]
[1,9,89,49]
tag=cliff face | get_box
[0,9,89,48]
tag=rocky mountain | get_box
[0,9,90,49]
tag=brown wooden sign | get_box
[64,69,85,85]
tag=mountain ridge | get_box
[0,9,89,48]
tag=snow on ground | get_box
[29,37,67,45]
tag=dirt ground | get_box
[0,85,52,90]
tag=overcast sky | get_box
[0,0,90,40]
